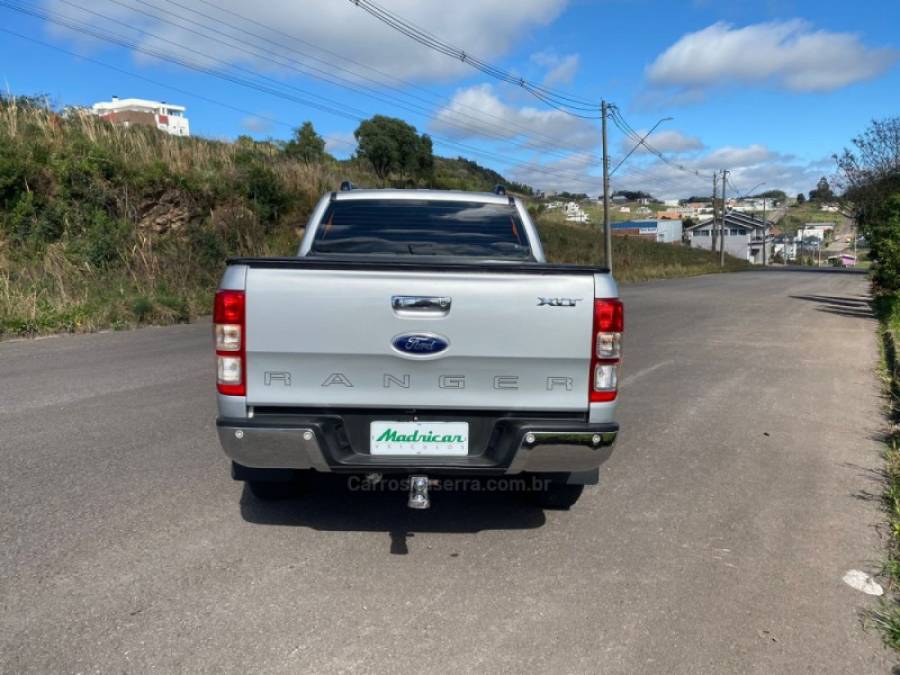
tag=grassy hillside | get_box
[0,100,748,338]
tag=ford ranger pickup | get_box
[214,185,622,509]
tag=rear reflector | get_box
[590,299,623,403]
[214,290,246,396]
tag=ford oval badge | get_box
[392,333,449,356]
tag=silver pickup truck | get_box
[214,185,622,509]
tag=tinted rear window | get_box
[309,199,532,259]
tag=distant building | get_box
[684,211,773,264]
[611,219,683,244]
[798,223,835,241]
[656,210,682,220]
[92,96,190,137]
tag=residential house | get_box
[798,223,835,241]
[564,201,590,224]
[92,96,190,136]
[685,211,773,264]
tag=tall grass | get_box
[0,99,749,339]
[0,100,335,336]
[537,217,750,282]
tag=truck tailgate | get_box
[243,264,596,412]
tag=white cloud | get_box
[324,131,357,158]
[646,20,898,93]
[431,84,597,151]
[240,115,274,134]
[507,153,601,195]
[694,144,780,169]
[531,51,580,85]
[614,143,821,199]
[43,0,569,82]
[506,141,824,200]
[619,128,704,155]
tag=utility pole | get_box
[711,172,718,254]
[720,169,729,267]
[761,198,767,266]
[601,100,611,273]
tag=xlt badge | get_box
[537,297,582,307]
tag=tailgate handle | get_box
[392,296,451,314]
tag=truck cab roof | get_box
[331,188,516,206]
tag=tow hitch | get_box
[408,475,430,509]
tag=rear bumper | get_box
[216,413,617,475]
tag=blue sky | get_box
[1,0,898,198]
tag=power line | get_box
[111,0,593,158]
[51,0,601,175]
[348,0,602,118]
[609,105,712,190]
[183,0,597,153]
[3,1,606,189]
[2,24,609,196]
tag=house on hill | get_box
[92,96,190,137]
[684,211,773,264]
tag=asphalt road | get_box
[1,270,894,673]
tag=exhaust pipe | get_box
[408,475,430,509]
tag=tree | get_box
[836,116,900,289]
[613,190,654,201]
[354,115,432,184]
[808,176,835,202]
[284,121,326,164]
[796,192,806,204]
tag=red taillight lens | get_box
[595,298,624,333]
[214,290,244,324]
[214,290,245,396]
[590,298,623,403]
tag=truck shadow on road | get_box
[788,294,874,319]
[239,477,547,554]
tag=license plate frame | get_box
[370,421,469,456]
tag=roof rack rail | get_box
[340,180,355,191]
[493,184,507,196]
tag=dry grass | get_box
[1,100,750,338]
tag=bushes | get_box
[0,99,313,338]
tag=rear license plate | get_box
[370,421,469,456]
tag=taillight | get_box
[214,290,245,396]
[590,298,623,402]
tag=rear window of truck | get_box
[309,199,533,259]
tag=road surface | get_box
[1,270,894,673]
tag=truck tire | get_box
[527,482,584,509]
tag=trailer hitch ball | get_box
[408,475,430,510]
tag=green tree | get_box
[808,176,835,202]
[354,115,433,184]
[796,192,806,204]
[836,116,900,289]
[284,121,326,164]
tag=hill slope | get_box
[0,101,747,337]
